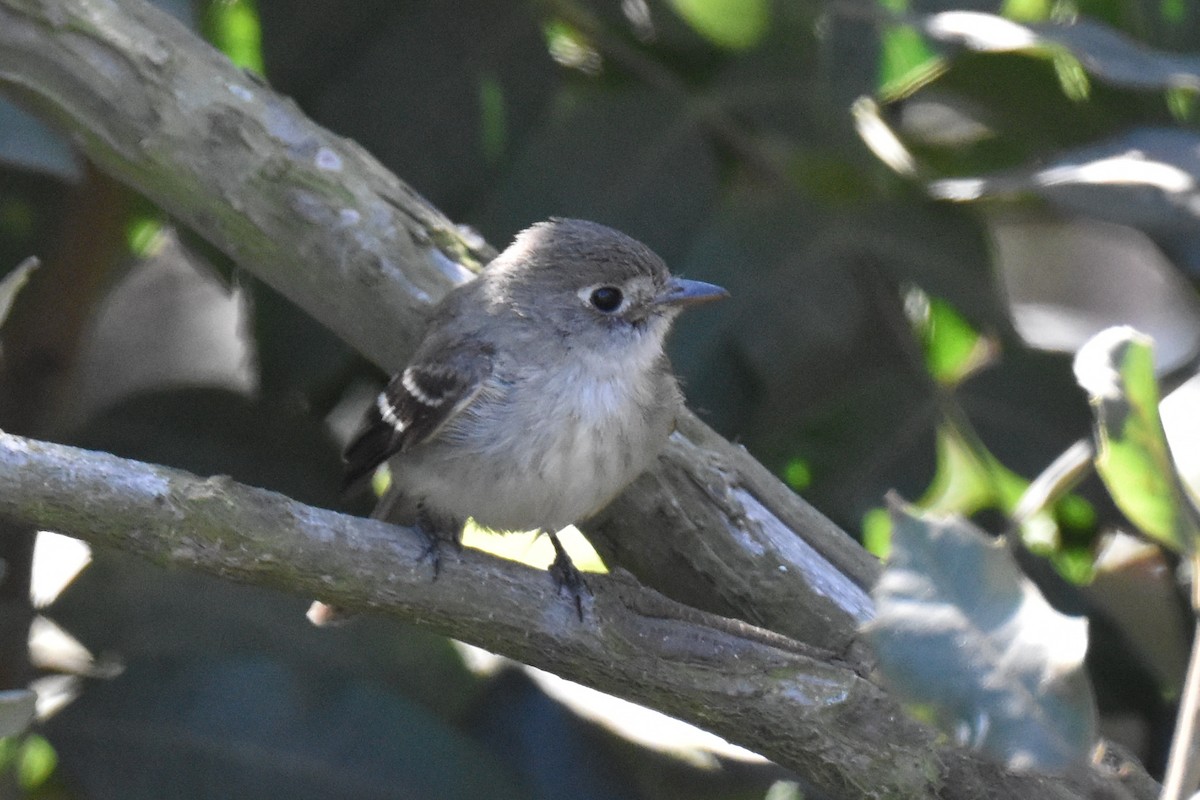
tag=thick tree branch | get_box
[0,433,1151,800]
[0,1,1158,798]
[0,434,911,793]
[0,0,492,373]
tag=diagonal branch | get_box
[0,432,919,794]
[0,432,1151,800]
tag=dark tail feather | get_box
[342,420,395,491]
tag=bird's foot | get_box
[415,506,463,579]
[544,530,589,621]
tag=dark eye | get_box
[589,286,623,313]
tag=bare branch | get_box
[0,432,923,796]
[0,433,1153,800]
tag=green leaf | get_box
[1058,493,1097,530]
[879,25,942,97]
[1001,0,1053,22]
[862,507,893,559]
[1051,50,1091,101]
[1166,87,1196,122]
[920,423,1027,516]
[873,0,944,97]
[667,0,770,50]
[541,19,600,72]
[201,0,265,74]
[918,422,1092,578]
[867,499,1098,771]
[904,287,996,386]
[1074,326,1200,553]
[126,213,164,257]
[16,735,56,791]
[783,457,812,491]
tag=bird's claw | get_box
[545,530,590,621]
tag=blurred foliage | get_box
[2,0,1200,795]
[0,734,59,796]
[200,0,265,74]
[868,502,1098,772]
[905,286,996,387]
[1075,328,1200,554]
[668,0,771,49]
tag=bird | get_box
[311,218,726,622]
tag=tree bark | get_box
[0,432,1153,800]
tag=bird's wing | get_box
[342,341,494,488]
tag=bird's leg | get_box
[413,502,463,579]
[543,529,588,621]
[308,501,458,626]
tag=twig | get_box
[1161,553,1200,800]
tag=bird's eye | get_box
[589,286,623,313]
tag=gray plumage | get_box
[344,218,726,535]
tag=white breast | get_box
[399,336,677,533]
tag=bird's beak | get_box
[654,278,729,308]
